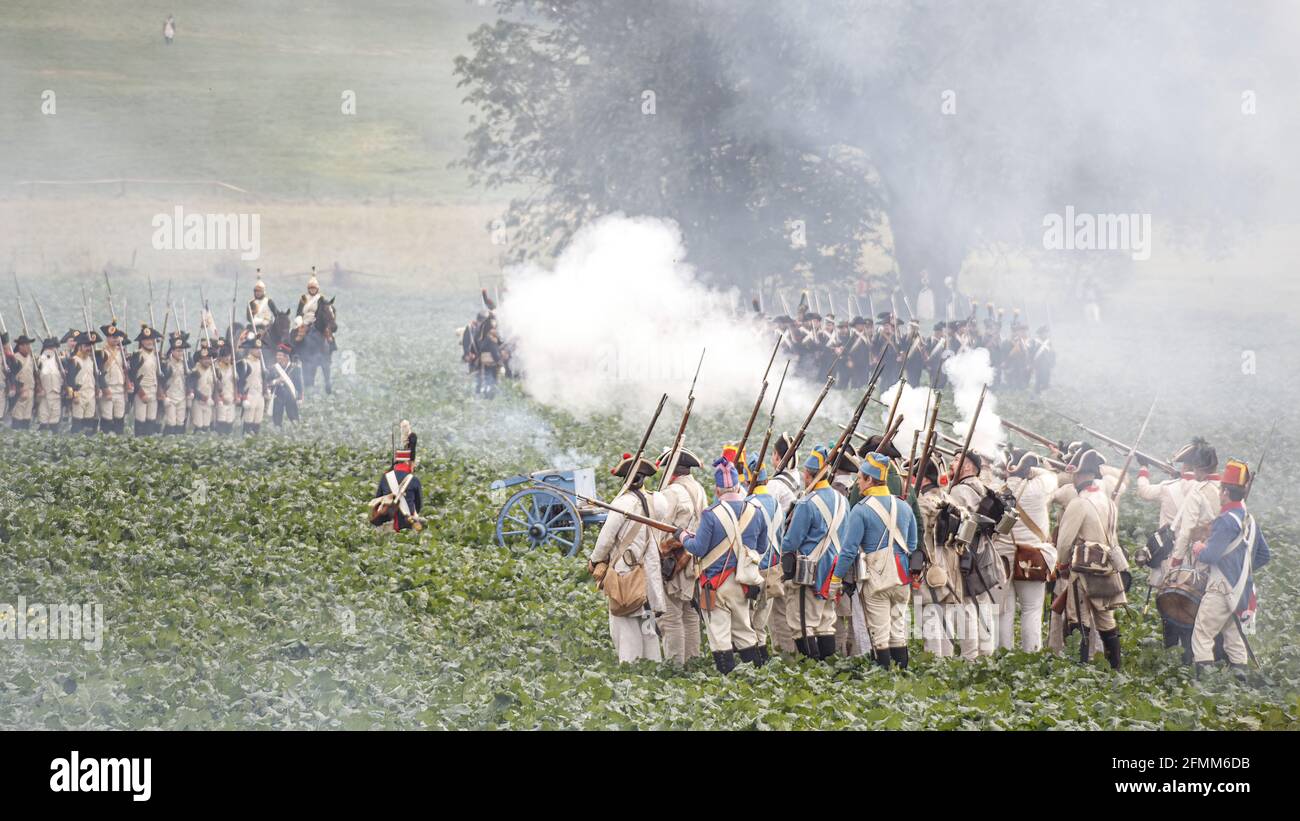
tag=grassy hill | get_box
[0,0,498,201]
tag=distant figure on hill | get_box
[163,15,176,45]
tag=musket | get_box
[534,481,676,534]
[32,297,70,383]
[1048,408,1178,476]
[1111,395,1159,502]
[1230,419,1277,670]
[746,360,790,494]
[658,349,706,491]
[952,383,988,481]
[13,273,30,337]
[0,305,9,377]
[902,294,915,321]
[779,291,793,317]
[170,301,190,375]
[880,375,907,451]
[799,354,888,494]
[772,362,837,477]
[813,291,823,316]
[827,292,836,319]
[734,338,781,464]
[906,392,942,499]
[147,274,157,328]
[80,286,100,379]
[103,268,119,322]
[618,392,669,498]
[851,294,863,318]
[1001,417,1058,450]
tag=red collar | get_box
[1220,499,1243,513]
[1081,483,1100,493]
[393,463,412,475]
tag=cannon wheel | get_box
[495,487,583,557]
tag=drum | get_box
[1156,566,1207,628]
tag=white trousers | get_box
[997,580,1048,652]
[702,575,758,652]
[609,610,661,663]
[659,596,701,664]
[99,387,126,420]
[1191,569,1248,665]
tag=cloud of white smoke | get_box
[942,348,1006,459]
[497,214,841,425]
[876,380,938,460]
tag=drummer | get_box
[1135,438,1222,664]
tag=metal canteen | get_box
[995,507,1019,535]
[954,514,979,548]
[795,554,818,586]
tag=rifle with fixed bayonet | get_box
[734,339,781,465]
[619,392,669,499]
[1111,395,1159,502]
[1048,408,1178,476]
[771,357,839,478]
[657,350,706,491]
[746,360,790,495]
[798,353,888,496]
[952,383,988,482]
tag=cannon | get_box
[490,468,609,556]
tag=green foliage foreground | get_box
[1,286,1298,730]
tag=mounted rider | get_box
[248,272,279,336]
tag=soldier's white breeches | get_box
[99,388,126,420]
[72,391,97,419]
[608,611,661,664]
[865,584,911,650]
[1000,580,1047,652]
[163,397,186,427]
[134,398,159,423]
[767,595,796,653]
[37,395,62,425]
[751,595,775,646]
[921,603,956,657]
[215,401,236,424]
[1191,569,1248,665]
[10,392,34,421]
[191,401,213,428]
[960,593,997,660]
[242,394,266,424]
[701,575,757,653]
[659,596,701,664]
[785,583,837,638]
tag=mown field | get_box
[2,273,1298,730]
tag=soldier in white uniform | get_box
[160,334,191,434]
[1055,449,1128,670]
[35,337,66,431]
[296,271,325,330]
[4,334,37,429]
[67,331,101,434]
[588,454,666,663]
[97,324,132,434]
[994,451,1058,652]
[912,455,963,657]
[189,340,216,432]
[130,326,163,436]
[236,337,269,435]
[655,447,709,666]
[248,274,278,335]
[213,340,238,434]
[947,453,998,660]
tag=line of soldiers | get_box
[1,322,302,436]
[588,425,1269,679]
[766,299,1055,392]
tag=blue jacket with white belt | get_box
[838,486,917,585]
[780,484,846,598]
[681,499,769,584]
[1199,502,1270,612]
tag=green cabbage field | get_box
[2,278,1297,730]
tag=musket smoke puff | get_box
[942,348,1006,458]
[498,214,842,421]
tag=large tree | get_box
[456,0,1298,300]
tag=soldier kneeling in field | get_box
[369,421,424,532]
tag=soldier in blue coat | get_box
[1190,458,1270,676]
[678,457,770,674]
[746,453,784,663]
[780,445,848,660]
[837,452,918,669]
[369,422,423,532]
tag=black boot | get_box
[1077,626,1091,665]
[1100,628,1122,671]
[794,637,818,659]
[890,645,910,670]
[1194,660,1214,680]
[1180,628,1194,665]
[1161,618,1180,649]
[1229,663,1249,682]
[1213,634,1228,663]
[738,646,764,668]
[712,650,737,675]
[816,635,837,661]
[756,645,769,666]
[874,647,892,669]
